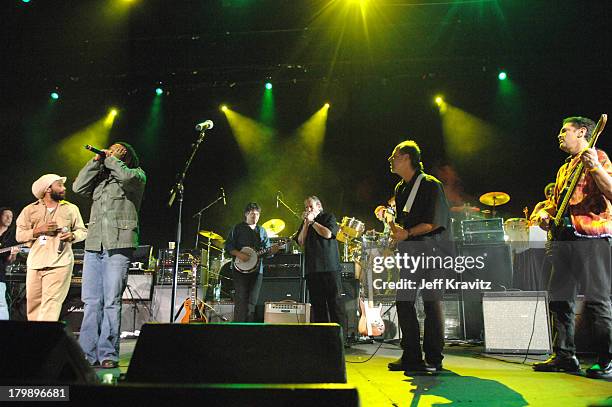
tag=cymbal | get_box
[199,230,224,241]
[262,218,286,235]
[450,205,480,213]
[479,192,510,207]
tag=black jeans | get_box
[232,270,262,322]
[549,238,612,361]
[397,300,445,365]
[306,272,345,324]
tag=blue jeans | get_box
[0,282,8,320]
[78,249,132,364]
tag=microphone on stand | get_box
[276,191,280,208]
[195,120,214,132]
[57,227,69,254]
[220,187,227,205]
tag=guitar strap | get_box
[402,173,425,214]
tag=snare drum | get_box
[340,216,365,238]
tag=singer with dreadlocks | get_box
[73,142,146,369]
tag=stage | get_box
[100,337,611,407]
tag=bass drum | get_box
[217,261,235,300]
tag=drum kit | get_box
[450,191,532,248]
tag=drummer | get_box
[528,182,555,225]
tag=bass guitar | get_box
[233,240,287,274]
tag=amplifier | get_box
[156,268,193,285]
[483,291,551,354]
[264,301,311,323]
[263,253,303,278]
[340,262,356,280]
[156,248,202,285]
[461,218,505,245]
[122,273,154,300]
[204,301,235,322]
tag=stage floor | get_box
[106,338,611,407]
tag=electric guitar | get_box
[358,297,386,337]
[180,257,206,323]
[233,240,288,274]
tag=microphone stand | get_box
[277,194,301,220]
[167,127,209,323]
[192,195,224,249]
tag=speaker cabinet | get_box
[483,291,552,354]
[122,273,154,300]
[255,277,304,321]
[456,244,513,340]
[340,273,359,339]
[60,285,84,334]
[204,301,235,322]
[150,285,192,323]
[126,323,346,384]
[0,321,97,384]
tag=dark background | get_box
[1,0,611,252]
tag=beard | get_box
[50,191,65,201]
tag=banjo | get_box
[233,239,288,274]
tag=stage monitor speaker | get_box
[0,321,97,384]
[126,323,346,384]
[150,285,191,322]
[482,291,552,354]
[67,383,359,407]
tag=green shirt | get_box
[73,156,146,251]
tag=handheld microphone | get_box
[57,227,69,254]
[84,145,105,156]
[195,120,214,131]
[220,187,226,205]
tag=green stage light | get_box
[22,0,31,3]
[498,71,507,81]
[155,87,163,96]
[265,82,273,90]
[50,92,59,100]
[435,96,444,106]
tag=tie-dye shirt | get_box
[545,149,612,237]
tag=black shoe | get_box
[403,361,431,375]
[388,358,408,371]
[533,355,580,372]
[424,362,443,372]
[586,361,612,380]
[101,359,118,369]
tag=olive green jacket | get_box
[73,156,146,251]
